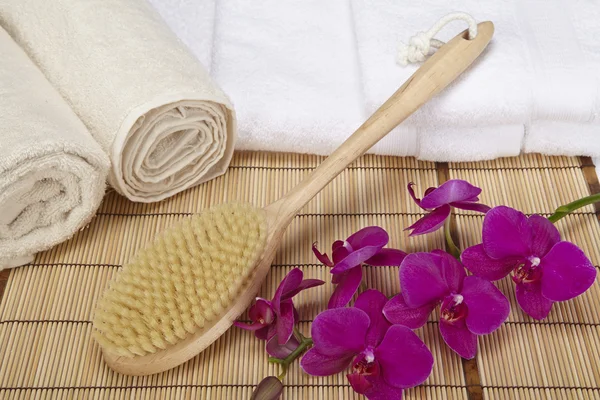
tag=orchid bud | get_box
[250,376,283,400]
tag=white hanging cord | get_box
[397,12,478,66]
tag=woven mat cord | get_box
[1,152,599,399]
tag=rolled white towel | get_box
[0,0,236,202]
[0,28,109,269]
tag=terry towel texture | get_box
[151,0,599,162]
[0,28,109,270]
[0,0,236,202]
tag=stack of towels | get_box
[153,0,599,160]
[1,0,599,269]
[0,0,236,268]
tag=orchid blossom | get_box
[235,268,324,356]
[384,250,509,359]
[406,180,490,236]
[313,226,407,309]
[461,206,597,320]
[301,290,433,399]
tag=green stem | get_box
[276,364,288,381]
[548,193,600,223]
[267,333,314,380]
[444,219,461,259]
[293,327,304,341]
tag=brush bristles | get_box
[92,203,267,358]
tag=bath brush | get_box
[93,22,494,375]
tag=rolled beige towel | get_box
[0,0,235,202]
[0,28,110,269]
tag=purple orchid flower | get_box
[234,268,324,356]
[406,180,491,236]
[301,290,433,399]
[461,206,597,320]
[313,226,407,309]
[384,250,509,359]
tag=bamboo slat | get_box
[0,151,598,399]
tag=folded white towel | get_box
[0,28,109,270]
[0,0,236,202]
[154,0,366,156]
[151,0,600,163]
[521,0,600,158]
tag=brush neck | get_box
[274,103,412,220]
[270,21,494,223]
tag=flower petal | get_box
[332,227,389,273]
[420,180,482,209]
[439,319,478,359]
[347,372,373,396]
[528,214,561,257]
[256,325,275,341]
[332,240,346,250]
[450,201,491,214]
[461,276,510,335]
[346,373,373,394]
[266,333,300,358]
[383,294,435,329]
[300,348,354,376]
[332,240,352,264]
[311,307,369,357]
[331,271,343,284]
[365,248,408,266]
[431,250,466,293]
[272,268,303,310]
[482,206,532,259]
[375,325,434,388]
[354,290,391,347]
[406,204,451,236]
[540,241,597,302]
[461,244,516,281]
[423,187,436,197]
[313,243,334,267]
[283,278,325,300]
[249,298,275,324]
[515,281,554,320]
[407,182,423,209]
[328,266,363,309]
[361,376,405,400]
[347,226,390,249]
[400,252,450,308]
[276,300,295,344]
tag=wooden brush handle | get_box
[275,21,494,219]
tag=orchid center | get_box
[440,294,468,323]
[342,240,354,253]
[352,347,380,377]
[251,299,275,325]
[512,256,543,284]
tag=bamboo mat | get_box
[1,151,599,400]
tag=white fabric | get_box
[150,0,599,164]
[0,28,109,270]
[0,0,236,202]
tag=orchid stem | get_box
[548,193,600,223]
[444,220,461,259]
[293,327,304,341]
[267,331,314,380]
[276,365,288,381]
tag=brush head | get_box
[93,203,267,359]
